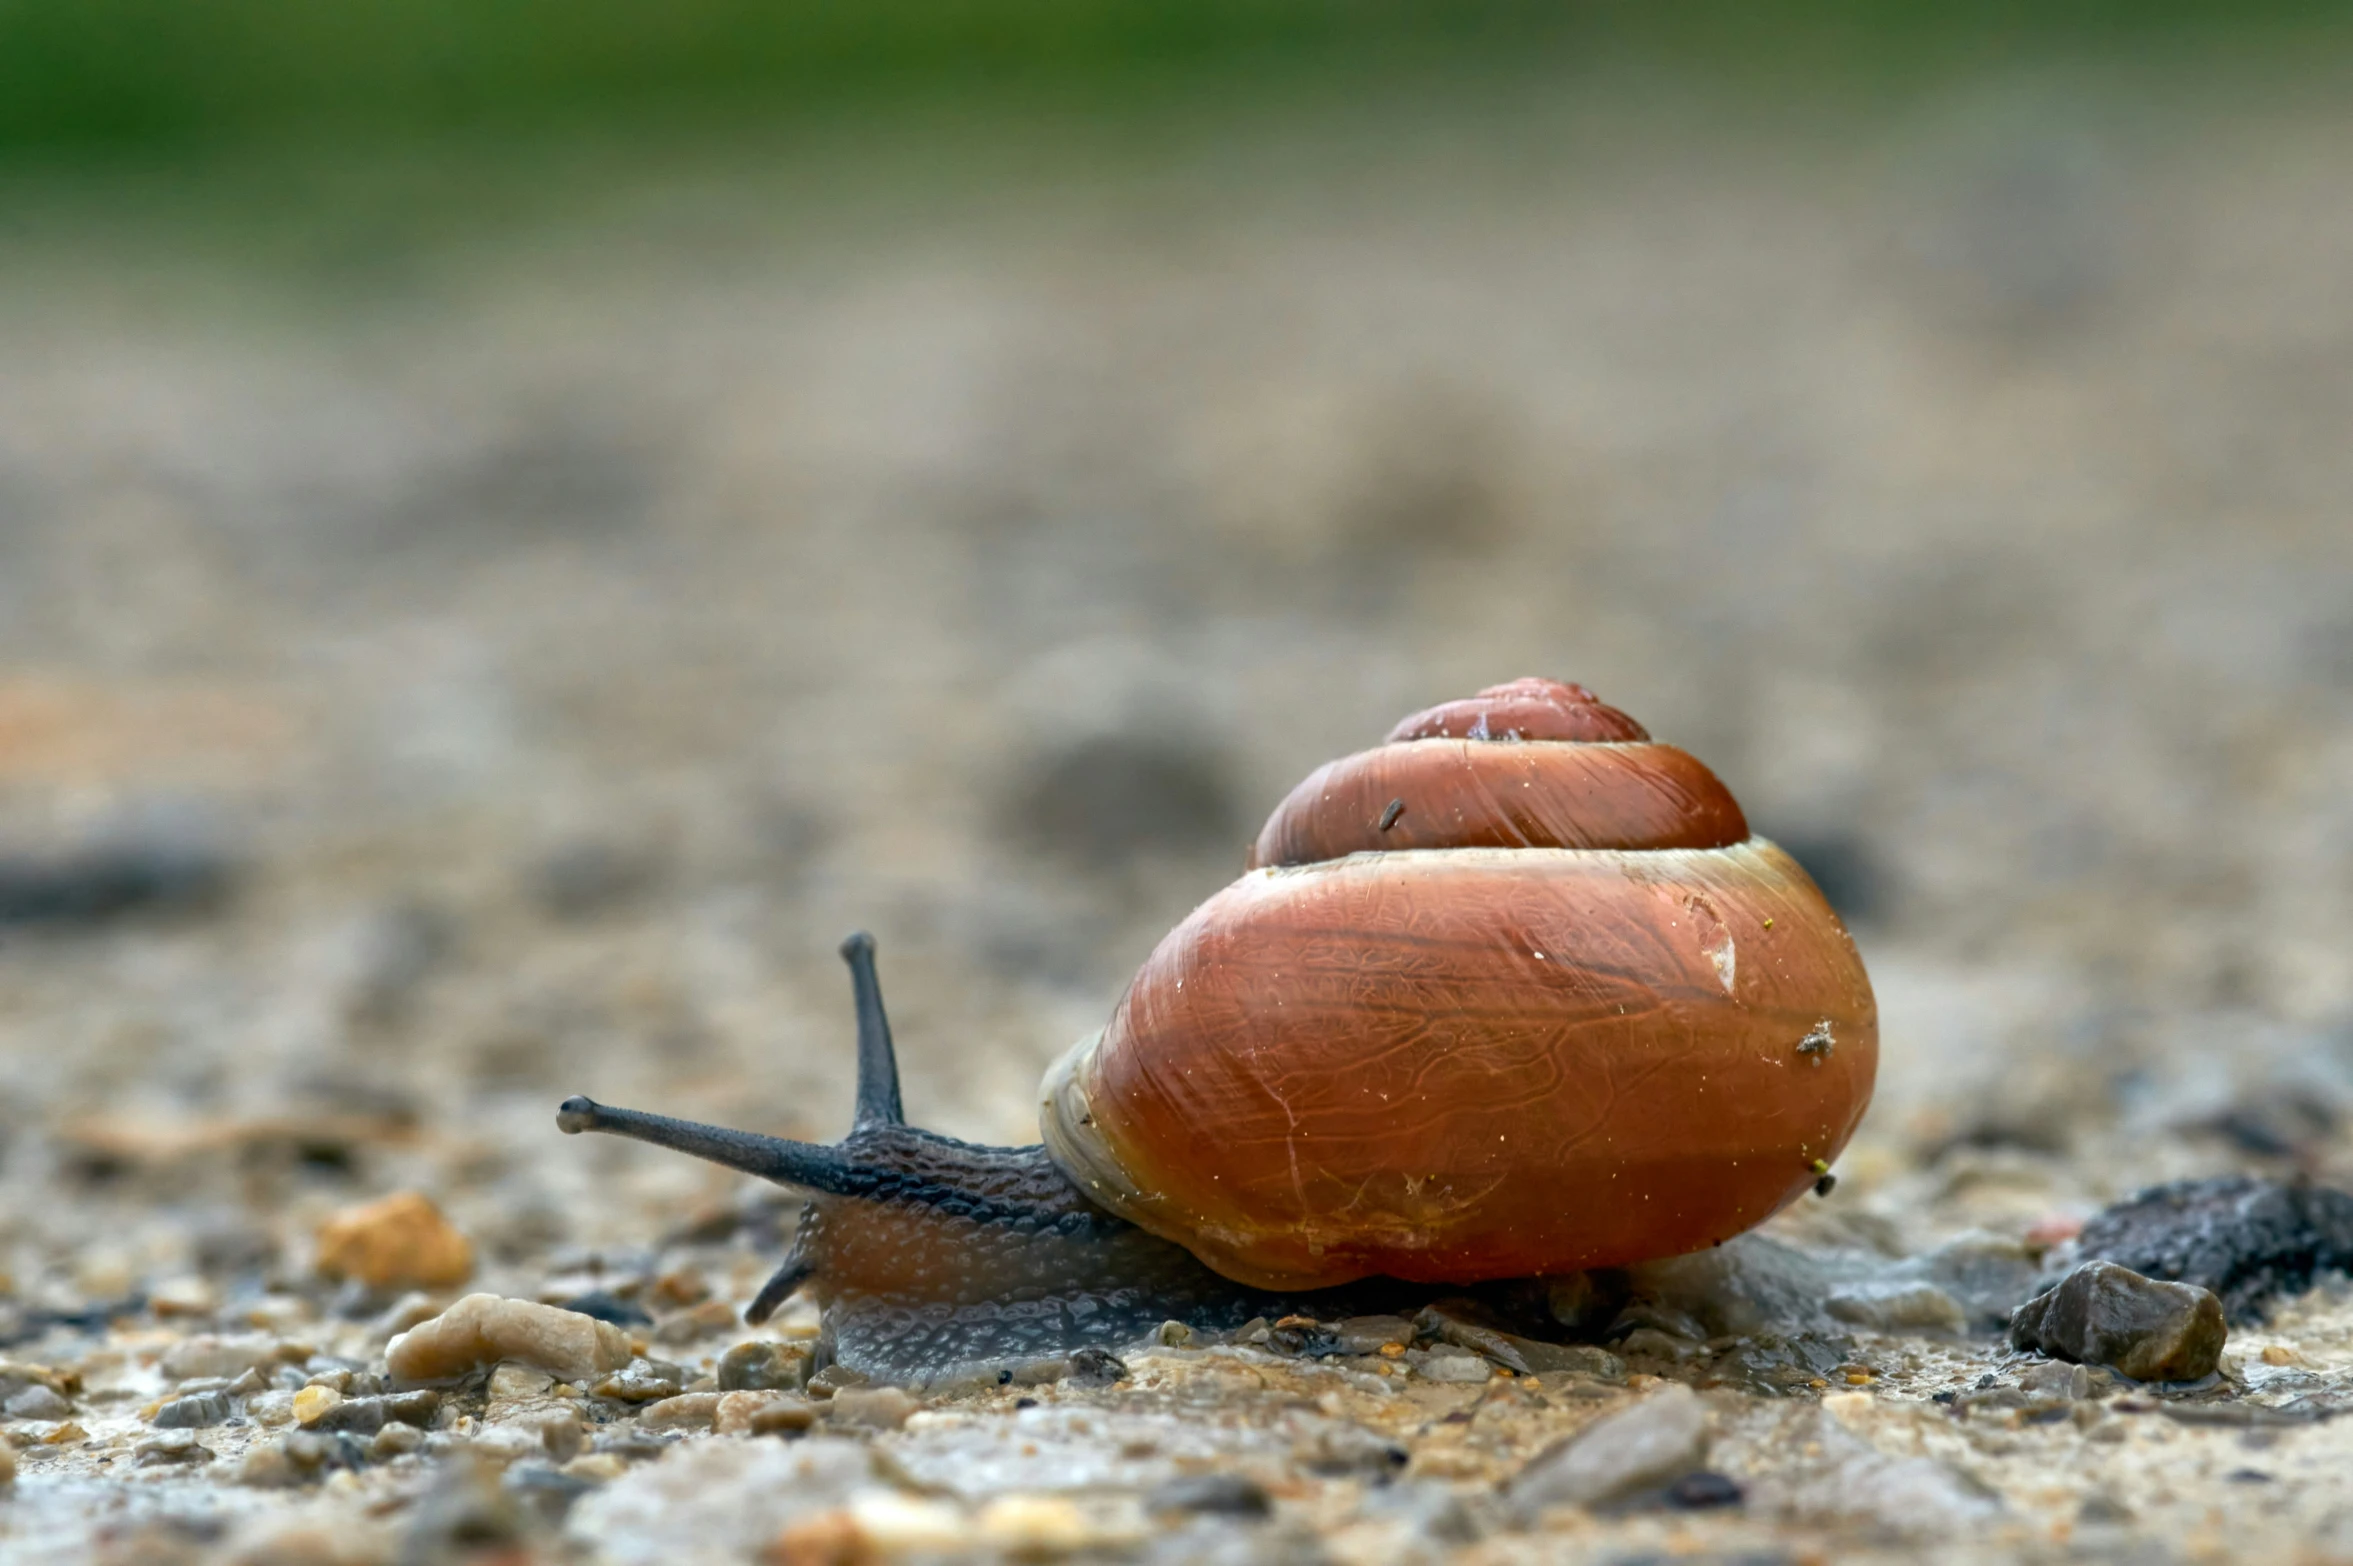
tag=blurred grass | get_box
[3,0,2349,153]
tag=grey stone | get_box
[134,1431,214,1467]
[3,1385,71,1421]
[1509,1384,1707,1515]
[309,1394,388,1435]
[2009,1260,2227,1382]
[592,1358,687,1402]
[151,1389,237,1428]
[1823,1280,1967,1332]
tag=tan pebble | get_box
[371,1423,425,1459]
[562,1453,627,1483]
[38,1422,87,1445]
[2261,1345,2299,1366]
[770,1508,864,1566]
[315,1191,474,1290]
[386,1293,632,1382]
[486,1364,558,1404]
[233,1445,301,1489]
[499,1409,584,1463]
[641,1392,723,1432]
[0,1438,14,1486]
[716,1391,818,1437]
[848,1490,967,1551]
[976,1495,1098,1553]
[292,1386,343,1427]
[220,1522,365,1565]
[826,1386,918,1430]
[148,1277,217,1318]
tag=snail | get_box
[559,678,1876,1384]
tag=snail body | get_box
[560,679,1876,1383]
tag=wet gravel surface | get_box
[4,77,2353,1563]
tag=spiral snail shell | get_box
[558,678,1877,1382]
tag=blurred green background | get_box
[4,0,2346,151]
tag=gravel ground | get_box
[2,73,2353,1563]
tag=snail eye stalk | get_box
[554,930,908,1196]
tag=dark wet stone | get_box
[1062,1346,1128,1386]
[2009,1261,2227,1382]
[2071,1175,2353,1323]
[559,1289,654,1328]
[1661,1470,1746,1511]
[151,1389,237,1429]
[1147,1472,1272,1519]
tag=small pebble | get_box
[825,1386,918,1430]
[147,1276,217,1317]
[3,1384,71,1421]
[1662,1470,1745,1511]
[718,1340,812,1393]
[716,1391,819,1436]
[1510,1384,1708,1515]
[247,1390,297,1427]
[594,1358,688,1402]
[387,1293,632,1383]
[386,1389,443,1427]
[1408,1348,1492,1383]
[641,1392,723,1431]
[1063,1347,1128,1386]
[151,1389,237,1429]
[487,1364,558,1404]
[314,1190,475,1290]
[2009,1261,2228,1382]
[134,1430,213,1467]
[292,1386,344,1427]
[311,1395,389,1435]
[234,1445,300,1489]
[975,1494,1100,1553]
[372,1422,426,1459]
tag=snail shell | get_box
[1042,678,1877,1291]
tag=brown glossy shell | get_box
[1040,678,1878,1292]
